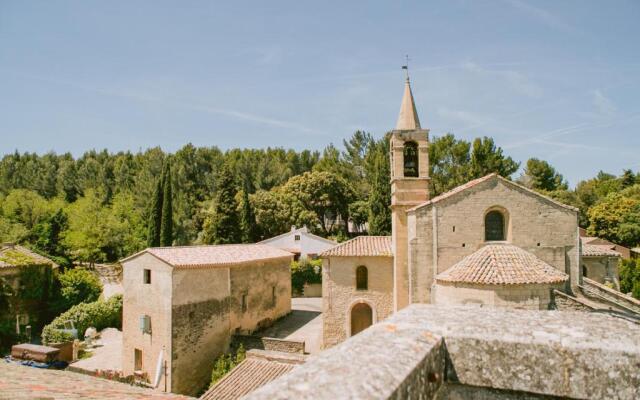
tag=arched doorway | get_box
[350,302,373,336]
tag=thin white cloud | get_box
[592,89,617,116]
[461,62,543,98]
[503,0,579,34]
[2,69,325,136]
[436,107,492,129]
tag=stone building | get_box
[320,236,393,348]
[321,75,638,348]
[121,244,292,396]
[260,226,337,261]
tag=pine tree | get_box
[147,175,163,247]
[204,164,241,244]
[239,189,259,243]
[368,145,391,235]
[160,161,173,246]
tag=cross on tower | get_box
[402,55,410,80]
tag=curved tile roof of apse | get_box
[121,244,292,268]
[436,243,568,285]
[320,236,392,257]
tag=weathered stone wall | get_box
[433,282,560,310]
[170,267,230,396]
[233,335,305,354]
[228,258,292,334]
[246,305,640,400]
[322,256,393,349]
[409,177,579,303]
[122,253,174,391]
[582,256,619,289]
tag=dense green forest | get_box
[1,131,639,271]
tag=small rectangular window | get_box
[452,226,456,232]
[143,269,151,284]
[242,294,248,313]
[134,348,143,371]
[140,315,151,334]
[294,235,301,241]
[272,286,276,305]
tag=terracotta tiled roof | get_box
[123,244,292,268]
[436,243,568,285]
[0,243,58,269]
[0,362,191,399]
[200,350,303,400]
[409,173,578,212]
[582,243,621,257]
[320,236,392,257]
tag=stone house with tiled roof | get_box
[121,244,293,396]
[320,236,393,348]
[321,76,639,349]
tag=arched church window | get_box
[403,141,419,177]
[485,210,505,241]
[356,266,368,290]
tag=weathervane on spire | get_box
[402,54,410,81]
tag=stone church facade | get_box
[321,76,585,348]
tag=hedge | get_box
[41,294,122,344]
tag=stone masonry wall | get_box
[171,267,230,396]
[233,335,305,354]
[434,282,559,310]
[322,256,394,349]
[409,177,579,303]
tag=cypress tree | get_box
[368,146,392,235]
[147,175,163,247]
[205,164,241,244]
[160,161,173,246]
[239,189,259,243]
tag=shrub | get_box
[209,344,246,388]
[42,294,122,344]
[291,259,322,294]
[619,258,640,299]
[57,268,102,309]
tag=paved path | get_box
[69,328,122,374]
[259,297,323,354]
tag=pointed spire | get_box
[395,77,421,130]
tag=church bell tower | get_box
[390,75,430,311]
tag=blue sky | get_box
[1,1,639,186]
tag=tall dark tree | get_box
[239,189,259,243]
[160,162,173,246]
[368,144,392,235]
[203,164,241,244]
[147,175,163,247]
